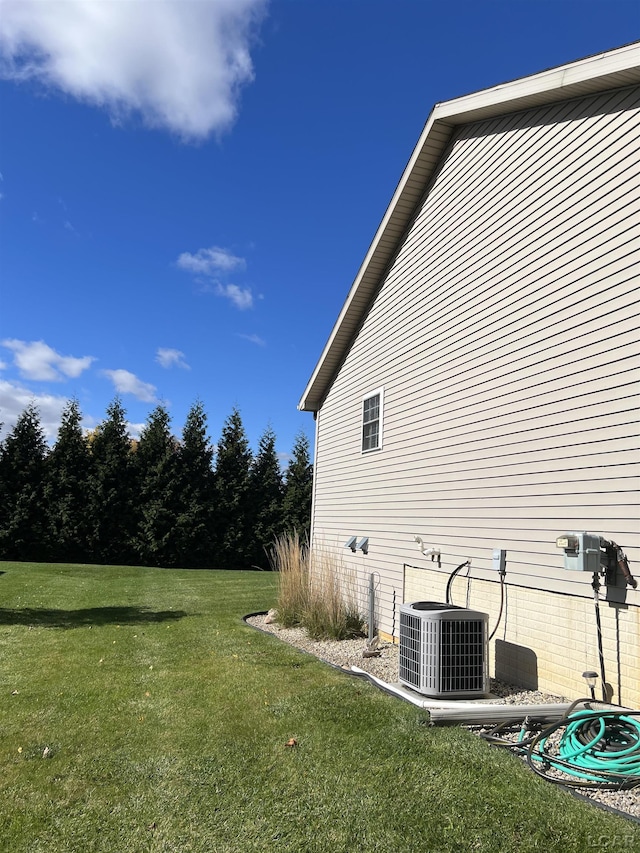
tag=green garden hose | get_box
[482,701,640,790]
[527,707,640,789]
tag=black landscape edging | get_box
[565,787,640,826]
[242,611,376,678]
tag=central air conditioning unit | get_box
[399,602,489,698]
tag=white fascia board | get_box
[298,42,640,413]
[435,42,640,125]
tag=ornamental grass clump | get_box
[305,547,364,641]
[270,533,364,640]
[269,531,310,627]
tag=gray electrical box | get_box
[492,548,507,574]
[556,532,602,573]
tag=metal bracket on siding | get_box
[344,536,358,552]
[357,537,369,554]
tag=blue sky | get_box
[1,0,638,459]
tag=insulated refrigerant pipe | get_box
[350,666,591,724]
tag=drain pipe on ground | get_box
[350,666,601,725]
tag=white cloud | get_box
[156,347,190,370]
[177,245,255,310]
[216,283,253,310]
[177,246,245,275]
[2,338,95,381]
[0,378,69,441]
[238,333,265,346]
[102,369,157,403]
[0,0,266,141]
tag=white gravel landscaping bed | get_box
[246,613,640,822]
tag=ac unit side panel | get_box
[420,616,440,694]
[398,610,421,689]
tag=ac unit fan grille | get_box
[440,619,485,693]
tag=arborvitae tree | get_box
[134,404,180,567]
[0,403,50,561]
[282,430,313,541]
[46,399,92,563]
[248,426,283,567]
[174,400,216,568]
[88,397,137,565]
[213,407,253,568]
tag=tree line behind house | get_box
[0,398,313,569]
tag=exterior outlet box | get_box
[492,548,507,574]
[556,532,602,573]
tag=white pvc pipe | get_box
[430,700,632,724]
[427,704,578,724]
[350,666,584,722]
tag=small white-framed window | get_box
[361,388,383,453]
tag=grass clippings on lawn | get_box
[0,561,638,853]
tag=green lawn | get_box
[0,561,638,853]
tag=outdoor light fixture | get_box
[344,536,358,552]
[356,537,369,555]
[582,670,599,700]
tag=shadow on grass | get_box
[0,606,189,629]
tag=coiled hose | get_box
[482,699,640,790]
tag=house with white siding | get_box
[299,43,640,706]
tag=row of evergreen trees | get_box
[0,398,313,569]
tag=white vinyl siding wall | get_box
[311,86,640,690]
